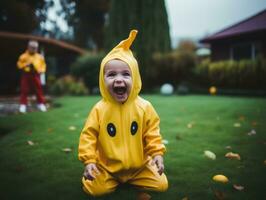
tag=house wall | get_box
[210,30,266,61]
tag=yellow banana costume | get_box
[78,30,168,196]
[17,51,46,73]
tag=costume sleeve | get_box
[17,54,29,69]
[78,106,99,165]
[143,103,166,157]
[34,54,46,73]
[38,55,46,73]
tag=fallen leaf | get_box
[62,148,72,153]
[233,184,244,191]
[264,160,266,165]
[238,115,245,121]
[213,190,226,200]
[68,126,76,131]
[182,197,189,200]
[233,123,241,127]
[47,128,53,133]
[187,122,194,128]
[225,152,241,160]
[251,121,258,126]
[247,129,256,136]
[137,192,151,200]
[27,140,34,146]
[26,130,32,135]
[162,139,169,144]
[213,175,229,183]
[204,150,216,160]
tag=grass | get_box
[0,95,265,200]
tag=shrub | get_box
[49,75,88,95]
[196,56,266,89]
[150,51,196,87]
[193,58,210,86]
[71,53,104,91]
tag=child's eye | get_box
[123,72,131,76]
[107,72,116,77]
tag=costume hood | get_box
[99,30,141,104]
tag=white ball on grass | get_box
[160,83,174,95]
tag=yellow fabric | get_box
[17,51,46,73]
[99,30,141,104]
[82,161,168,196]
[78,30,166,173]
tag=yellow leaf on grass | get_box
[225,152,241,160]
[213,175,229,183]
[162,139,169,144]
[233,184,244,191]
[233,123,241,127]
[47,128,53,133]
[27,140,34,146]
[68,126,76,131]
[264,160,266,165]
[182,197,189,200]
[62,148,72,153]
[238,115,245,121]
[204,150,216,160]
[187,122,194,128]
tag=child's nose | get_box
[114,75,123,83]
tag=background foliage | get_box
[105,0,171,89]
[59,0,109,49]
[70,53,104,93]
[196,56,266,90]
[0,0,52,34]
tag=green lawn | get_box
[0,95,265,200]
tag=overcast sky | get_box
[165,0,266,46]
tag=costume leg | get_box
[32,73,45,104]
[82,166,119,197]
[128,162,168,192]
[20,73,30,105]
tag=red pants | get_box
[20,72,45,105]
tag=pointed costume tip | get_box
[130,30,138,38]
[118,29,138,50]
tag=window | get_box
[230,42,258,61]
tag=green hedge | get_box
[70,53,104,92]
[204,57,266,89]
[49,75,88,95]
[150,51,196,87]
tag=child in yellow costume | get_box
[78,30,168,198]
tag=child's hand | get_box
[83,163,100,180]
[151,155,164,175]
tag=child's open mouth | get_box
[113,86,127,95]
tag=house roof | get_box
[200,9,266,43]
[0,31,87,56]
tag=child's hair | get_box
[28,40,39,48]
